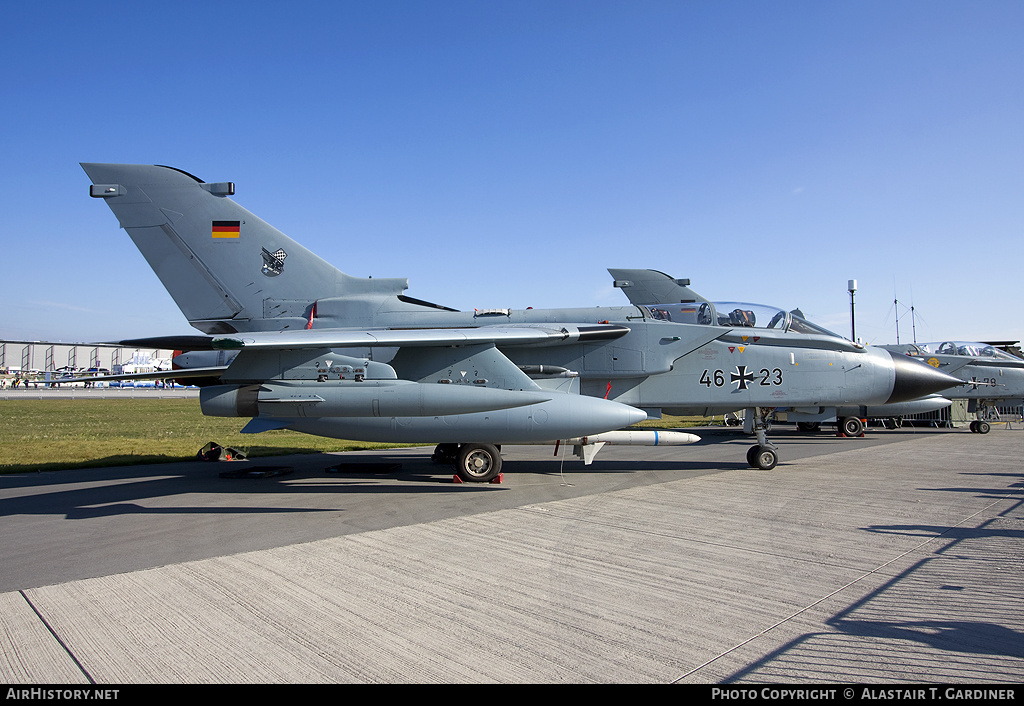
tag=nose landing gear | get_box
[746,407,779,470]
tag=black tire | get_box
[969,420,978,433]
[977,421,991,434]
[431,443,458,464]
[455,443,502,482]
[747,445,778,470]
[840,416,864,437]
[796,422,820,433]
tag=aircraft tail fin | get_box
[608,269,709,306]
[81,163,409,334]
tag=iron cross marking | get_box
[731,365,755,390]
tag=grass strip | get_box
[0,397,716,474]
[0,398,405,473]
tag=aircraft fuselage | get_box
[293,304,923,416]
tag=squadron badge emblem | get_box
[261,247,287,277]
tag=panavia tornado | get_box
[78,164,960,478]
[880,341,1024,433]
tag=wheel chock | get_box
[451,473,503,484]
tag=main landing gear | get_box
[745,407,778,470]
[432,443,503,483]
[838,416,865,437]
[970,402,997,434]
[798,417,869,436]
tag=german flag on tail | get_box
[211,220,240,238]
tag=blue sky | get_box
[3,1,1022,347]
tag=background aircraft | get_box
[79,164,960,474]
[880,341,1024,433]
[725,395,951,437]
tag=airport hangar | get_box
[0,339,175,380]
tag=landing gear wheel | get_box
[431,443,458,464]
[839,416,864,437]
[970,420,978,433]
[455,443,502,482]
[977,421,990,434]
[796,422,820,433]
[747,445,778,470]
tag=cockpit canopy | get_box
[908,341,1020,361]
[642,301,843,338]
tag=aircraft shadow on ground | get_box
[722,555,1024,683]
[0,448,742,521]
[717,495,1024,682]
[0,446,359,475]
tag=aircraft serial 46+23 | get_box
[78,163,960,480]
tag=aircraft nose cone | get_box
[886,350,962,403]
[589,397,643,430]
[591,400,647,430]
[624,405,648,426]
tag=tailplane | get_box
[82,163,410,333]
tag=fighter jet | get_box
[79,164,960,476]
[880,341,1024,433]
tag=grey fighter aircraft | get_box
[79,164,960,476]
[880,341,1024,433]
